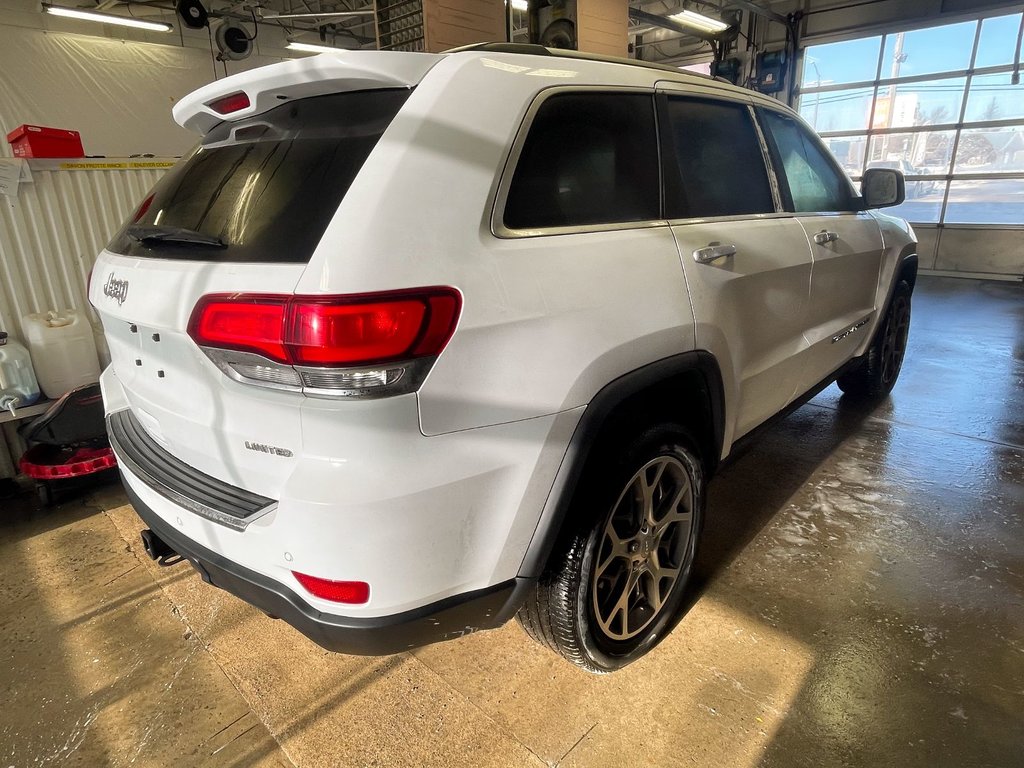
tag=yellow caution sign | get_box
[58,161,176,170]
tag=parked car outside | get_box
[868,159,936,198]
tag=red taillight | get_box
[292,572,370,604]
[208,91,251,115]
[188,288,461,367]
[189,297,289,363]
[289,299,427,365]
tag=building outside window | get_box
[797,13,1024,226]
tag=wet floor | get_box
[1,275,1021,767]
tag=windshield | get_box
[107,88,410,263]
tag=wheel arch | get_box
[897,247,918,293]
[517,351,724,581]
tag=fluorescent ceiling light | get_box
[669,9,729,34]
[510,0,528,11]
[286,41,342,54]
[44,4,173,32]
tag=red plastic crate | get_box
[6,124,85,158]
[19,444,117,479]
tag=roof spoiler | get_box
[172,51,444,135]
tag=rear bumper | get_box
[122,477,528,655]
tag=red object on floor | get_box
[6,124,85,158]
[19,445,117,479]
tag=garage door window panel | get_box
[801,37,881,87]
[946,180,1024,225]
[503,93,660,230]
[867,131,955,176]
[954,126,1024,174]
[879,78,967,130]
[975,14,1024,69]
[799,13,1024,227]
[662,97,775,219]
[798,87,875,133]
[881,22,975,78]
[964,74,1024,122]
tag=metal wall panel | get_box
[0,159,172,479]
[0,159,172,356]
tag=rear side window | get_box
[663,96,775,218]
[759,109,857,213]
[503,92,660,230]
[107,89,410,263]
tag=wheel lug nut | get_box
[629,542,640,553]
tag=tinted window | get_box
[664,97,775,218]
[761,110,857,212]
[504,93,660,229]
[107,89,410,263]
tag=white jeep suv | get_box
[90,44,916,673]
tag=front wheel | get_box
[517,424,705,673]
[837,280,911,399]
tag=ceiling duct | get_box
[214,19,252,60]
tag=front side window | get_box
[761,110,857,213]
[663,96,775,218]
[503,92,660,230]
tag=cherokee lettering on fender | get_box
[103,273,129,306]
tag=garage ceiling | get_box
[90,0,784,52]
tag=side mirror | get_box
[861,167,905,209]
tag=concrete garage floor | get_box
[1,275,1021,767]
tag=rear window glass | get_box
[107,89,410,263]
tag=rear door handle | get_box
[814,230,839,245]
[693,243,738,264]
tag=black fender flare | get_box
[896,246,918,293]
[515,351,724,582]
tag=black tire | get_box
[837,280,912,399]
[517,424,705,673]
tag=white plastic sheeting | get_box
[0,159,171,349]
[0,159,170,478]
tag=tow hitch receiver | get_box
[140,528,183,567]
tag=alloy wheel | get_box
[591,455,695,642]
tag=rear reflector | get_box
[292,572,370,604]
[208,91,251,115]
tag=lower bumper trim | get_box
[121,476,527,655]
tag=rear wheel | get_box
[517,424,704,673]
[837,280,911,399]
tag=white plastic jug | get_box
[0,331,41,415]
[22,310,102,399]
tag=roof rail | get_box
[445,41,722,82]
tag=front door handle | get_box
[814,230,839,245]
[693,243,738,264]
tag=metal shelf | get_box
[0,400,53,425]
